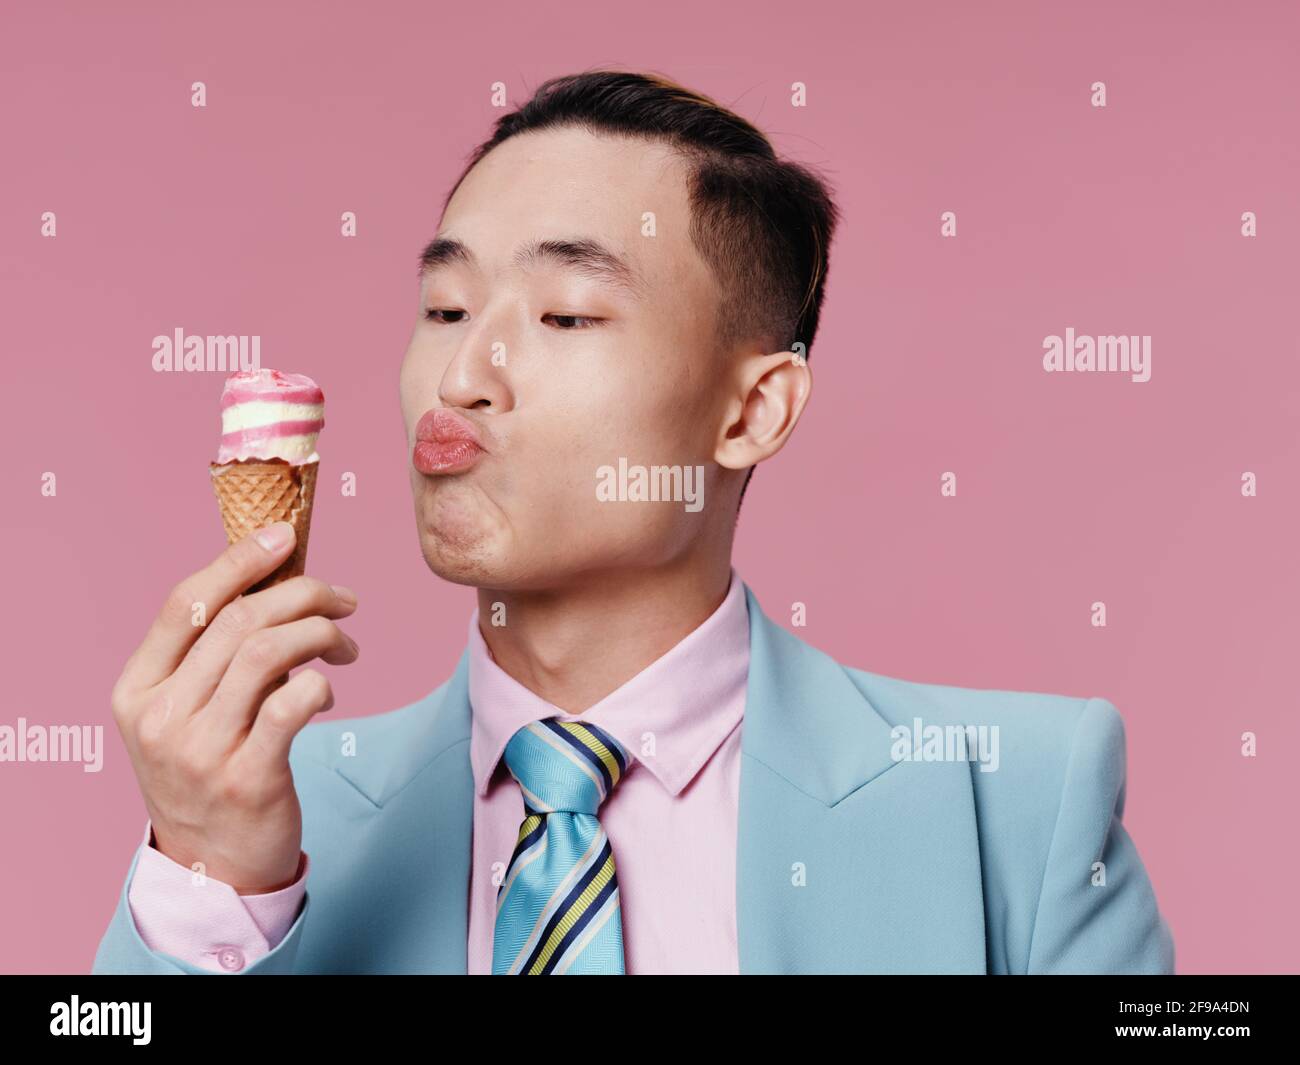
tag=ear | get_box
[714,350,812,472]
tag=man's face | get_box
[399,126,733,591]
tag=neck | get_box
[475,553,733,714]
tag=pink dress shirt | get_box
[127,570,750,974]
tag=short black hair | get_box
[443,69,840,501]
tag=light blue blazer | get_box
[93,585,1175,974]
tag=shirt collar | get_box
[467,569,750,799]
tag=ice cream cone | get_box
[210,458,319,593]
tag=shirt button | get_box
[216,946,245,972]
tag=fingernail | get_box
[254,522,294,552]
[331,585,357,607]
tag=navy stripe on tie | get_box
[518,837,614,975]
[499,817,547,893]
[537,865,619,974]
[540,719,625,794]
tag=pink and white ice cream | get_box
[216,369,325,464]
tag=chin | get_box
[412,490,497,585]
[418,536,558,592]
[418,540,498,588]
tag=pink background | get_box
[2,0,1296,974]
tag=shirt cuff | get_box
[126,818,309,973]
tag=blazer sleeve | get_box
[1025,697,1175,974]
[92,842,311,975]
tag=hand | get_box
[110,522,359,894]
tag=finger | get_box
[118,522,298,693]
[172,576,357,706]
[244,668,335,764]
[203,615,358,740]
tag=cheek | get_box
[397,347,423,430]
[607,385,705,460]
[398,341,445,438]
[581,359,686,445]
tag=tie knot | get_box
[502,717,631,816]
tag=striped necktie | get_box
[492,716,631,975]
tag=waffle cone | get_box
[210,459,319,593]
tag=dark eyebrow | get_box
[418,236,643,298]
[514,238,642,296]
[418,236,475,274]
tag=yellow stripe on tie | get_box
[556,722,623,788]
[517,814,542,845]
[526,854,617,975]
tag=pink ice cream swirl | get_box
[217,369,325,465]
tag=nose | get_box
[436,314,515,413]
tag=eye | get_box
[423,308,467,323]
[543,313,603,329]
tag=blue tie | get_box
[492,716,631,974]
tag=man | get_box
[94,70,1174,974]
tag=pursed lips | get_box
[412,408,486,475]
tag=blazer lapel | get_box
[736,587,988,973]
[331,650,475,974]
